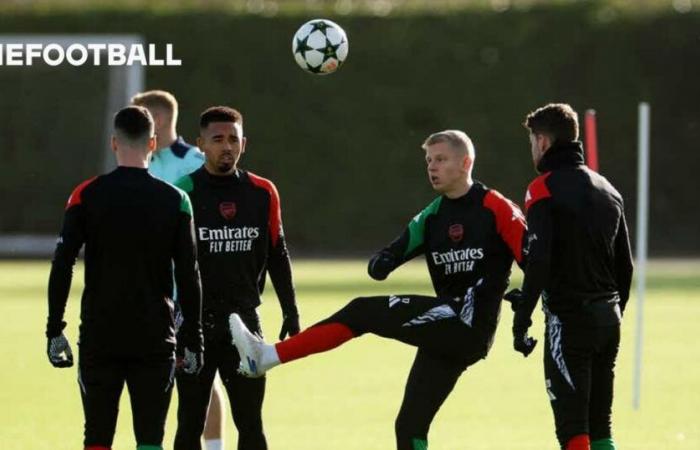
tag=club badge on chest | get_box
[448,223,464,243]
[219,202,237,221]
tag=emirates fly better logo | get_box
[432,247,485,275]
[198,226,260,254]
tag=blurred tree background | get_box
[0,0,697,255]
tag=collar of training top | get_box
[201,167,243,185]
[115,165,149,175]
[171,136,195,158]
[443,181,485,205]
[537,141,585,172]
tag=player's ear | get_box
[462,154,471,171]
[147,135,157,152]
[538,133,552,153]
[111,136,118,153]
[240,136,247,154]
[196,136,203,149]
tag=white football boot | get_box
[228,313,265,378]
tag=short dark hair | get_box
[113,106,154,142]
[523,103,579,143]
[199,106,243,130]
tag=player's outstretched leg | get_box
[230,294,476,377]
[230,294,421,376]
[228,312,354,377]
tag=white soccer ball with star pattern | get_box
[292,19,348,75]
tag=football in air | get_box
[292,19,348,75]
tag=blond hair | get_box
[130,90,178,125]
[422,130,475,160]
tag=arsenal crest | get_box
[448,224,464,243]
[219,202,237,220]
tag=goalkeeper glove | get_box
[279,314,300,340]
[513,330,538,357]
[177,347,203,375]
[47,333,74,368]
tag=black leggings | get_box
[174,312,267,450]
[320,295,486,450]
[543,314,620,447]
[78,352,175,448]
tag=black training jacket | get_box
[368,182,526,345]
[47,166,203,356]
[514,142,634,332]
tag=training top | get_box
[47,166,203,356]
[514,141,634,332]
[149,136,205,184]
[175,168,297,327]
[368,182,526,344]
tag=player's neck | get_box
[444,178,473,199]
[204,163,237,177]
[116,152,149,169]
[155,128,178,152]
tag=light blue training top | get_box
[149,136,205,184]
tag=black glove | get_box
[177,347,203,375]
[47,333,74,368]
[513,329,538,357]
[368,250,396,281]
[279,314,300,340]
[503,288,524,312]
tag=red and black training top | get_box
[514,141,634,332]
[47,166,203,356]
[175,168,297,326]
[368,181,526,344]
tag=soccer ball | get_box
[292,19,349,75]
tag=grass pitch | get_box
[1,259,699,449]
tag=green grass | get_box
[1,259,699,449]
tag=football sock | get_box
[205,439,223,450]
[591,438,616,450]
[566,434,591,450]
[275,323,355,363]
[260,342,281,371]
[412,438,428,449]
[84,447,111,450]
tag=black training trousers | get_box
[542,310,620,447]
[174,310,267,450]
[319,295,488,450]
[78,351,175,448]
